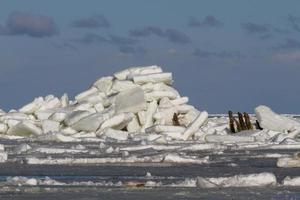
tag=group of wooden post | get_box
[228,111,255,133]
[172,112,262,134]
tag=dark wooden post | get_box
[228,111,236,133]
[243,112,253,130]
[172,113,180,126]
[238,112,247,131]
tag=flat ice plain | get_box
[1,65,300,199]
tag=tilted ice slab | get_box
[255,105,300,133]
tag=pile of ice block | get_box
[0,66,208,141]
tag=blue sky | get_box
[1,0,300,113]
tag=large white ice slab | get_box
[100,113,133,130]
[93,76,114,94]
[103,128,129,141]
[71,112,111,132]
[19,97,44,114]
[114,65,162,80]
[64,111,92,126]
[133,73,173,85]
[255,105,300,132]
[7,121,42,136]
[182,111,208,140]
[114,87,146,114]
[42,120,60,133]
[282,176,300,186]
[75,87,98,102]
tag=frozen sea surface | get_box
[1,186,300,200]
[1,139,300,199]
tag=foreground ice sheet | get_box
[24,153,209,165]
[2,173,284,188]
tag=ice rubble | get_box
[0,65,299,145]
[0,65,209,141]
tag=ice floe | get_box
[277,157,300,168]
[282,176,300,186]
[196,173,277,188]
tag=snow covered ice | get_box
[0,66,300,150]
[1,65,300,189]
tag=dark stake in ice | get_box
[172,113,180,126]
[238,112,247,130]
[228,111,236,133]
[244,112,253,130]
[256,120,263,130]
[234,118,242,132]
